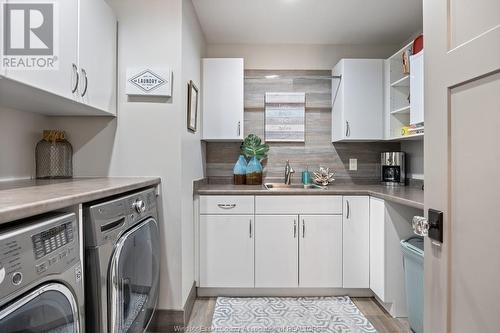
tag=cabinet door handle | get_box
[346,200,350,219]
[293,220,297,238]
[346,121,350,137]
[237,121,241,136]
[249,219,252,238]
[217,204,236,209]
[302,219,305,238]
[72,63,79,93]
[81,68,88,97]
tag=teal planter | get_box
[233,155,248,185]
[246,156,263,185]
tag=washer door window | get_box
[109,218,160,333]
[0,283,79,333]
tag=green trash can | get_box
[401,236,424,333]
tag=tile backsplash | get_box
[205,70,400,184]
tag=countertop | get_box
[0,177,161,225]
[196,183,424,210]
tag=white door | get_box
[255,215,298,288]
[4,0,79,100]
[202,58,244,141]
[410,51,424,125]
[199,215,254,287]
[342,196,370,288]
[299,215,342,288]
[332,59,384,142]
[424,1,500,332]
[78,0,116,114]
[369,197,386,300]
[331,61,345,142]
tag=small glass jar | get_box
[35,130,73,179]
[233,155,247,185]
[246,156,263,185]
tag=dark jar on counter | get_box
[35,130,73,179]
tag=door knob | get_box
[412,216,428,237]
[413,209,444,243]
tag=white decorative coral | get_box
[313,167,335,186]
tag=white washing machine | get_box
[0,212,84,332]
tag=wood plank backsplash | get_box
[206,70,400,184]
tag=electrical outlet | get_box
[349,158,358,171]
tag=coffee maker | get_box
[381,152,406,186]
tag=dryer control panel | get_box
[84,187,158,247]
[0,212,79,301]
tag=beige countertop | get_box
[0,177,161,225]
[196,183,424,210]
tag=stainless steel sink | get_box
[264,183,326,190]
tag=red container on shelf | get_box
[413,35,424,54]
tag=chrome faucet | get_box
[284,160,295,185]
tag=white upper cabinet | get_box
[3,0,79,101]
[78,0,117,115]
[342,196,370,288]
[202,58,244,141]
[410,51,424,125]
[332,59,384,142]
[0,0,116,116]
[385,42,425,140]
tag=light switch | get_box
[349,158,358,171]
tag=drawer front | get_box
[200,195,254,214]
[255,196,343,214]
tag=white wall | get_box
[51,0,207,311]
[53,0,186,310]
[0,108,49,181]
[180,0,206,305]
[206,43,398,69]
[402,140,424,180]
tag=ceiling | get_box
[192,0,422,45]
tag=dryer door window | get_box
[109,218,160,333]
[0,283,79,333]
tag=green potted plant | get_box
[240,134,269,185]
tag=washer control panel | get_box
[0,212,78,301]
[32,221,74,259]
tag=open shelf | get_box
[391,105,411,115]
[391,75,410,87]
[385,40,424,142]
[387,132,424,141]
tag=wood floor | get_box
[186,297,411,333]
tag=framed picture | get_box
[187,80,199,132]
[265,92,305,142]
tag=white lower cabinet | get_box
[369,197,421,317]
[199,215,254,287]
[299,215,343,288]
[254,214,343,288]
[369,197,386,299]
[342,196,370,288]
[255,215,298,287]
[198,194,412,303]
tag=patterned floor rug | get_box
[211,296,377,333]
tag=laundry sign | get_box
[126,68,172,96]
